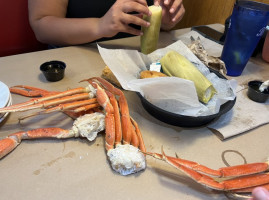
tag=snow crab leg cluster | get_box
[1,76,269,197]
[0,77,146,175]
[146,148,269,197]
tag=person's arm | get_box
[28,0,151,46]
[154,0,185,31]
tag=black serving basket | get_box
[137,70,236,127]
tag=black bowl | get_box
[40,60,66,82]
[247,80,269,103]
[137,70,236,127]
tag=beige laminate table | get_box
[0,24,268,200]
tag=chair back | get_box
[0,0,46,57]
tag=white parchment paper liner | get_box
[98,40,236,117]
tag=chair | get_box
[0,0,46,57]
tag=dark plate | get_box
[137,70,236,127]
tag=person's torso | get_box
[67,0,117,18]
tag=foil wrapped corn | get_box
[140,5,162,54]
[160,51,216,104]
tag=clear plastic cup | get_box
[262,26,269,62]
[221,0,269,76]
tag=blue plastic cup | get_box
[221,0,269,76]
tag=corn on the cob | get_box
[160,51,216,104]
[140,5,162,54]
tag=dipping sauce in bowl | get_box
[40,60,66,82]
[247,80,269,103]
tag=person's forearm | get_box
[32,16,104,46]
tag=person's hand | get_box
[250,187,269,200]
[154,0,185,31]
[99,0,151,38]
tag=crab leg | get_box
[10,85,59,97]
[89,79,143,151]
[232,183,269,193]
[18,99,99,121]
[149,150,269,191]
[130,124,139,148]
[106,91,122,147]
[165,156,269,191]
[130,118,146,152]
[92,82,115,151]
[0,128,75,159]
[147,152,269,178]
[10,85,99,119]
[85,77,132,145]
[0,87,92,112]
[62,109,96,120]
[4,93,94,113]
[71,103,101,113]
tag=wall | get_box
[175,0,269,29]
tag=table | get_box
[0,24,268,200]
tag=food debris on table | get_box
[188,37,227,75]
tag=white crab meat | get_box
[86,84,97,99]
[107,144,146,176]
[71,112,105,141]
